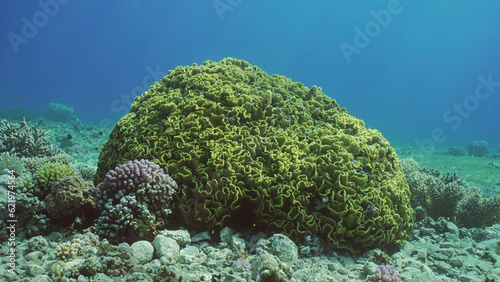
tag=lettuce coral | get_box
[95,58,414,253]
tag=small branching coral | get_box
[370,265,401,282]
[93,159,178,243]
[55,242,79,261]
[0,119,61,158]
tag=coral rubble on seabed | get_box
[0,219,500,281]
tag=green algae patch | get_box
[95,58,414,253]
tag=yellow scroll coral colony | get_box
[95,58,415,253]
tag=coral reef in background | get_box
[0,108,109,242]
[0,119,61,158]
[93,159,177,243]
[0,106,41,121]
[44,102,77,123]
[0,104,108,169]
[446,146,466,156]
[403,158,500,228]
[95,58,414,253]
[467,140,489,157]
[0,114,109,243]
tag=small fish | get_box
[66,134,72,140]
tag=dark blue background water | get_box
[1,0,499,150]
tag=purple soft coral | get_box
[371,265,401,282]
[94,159,166,198]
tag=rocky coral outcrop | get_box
[44,103,77,123]
[45,175,95,224]
[467,140,488,157]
